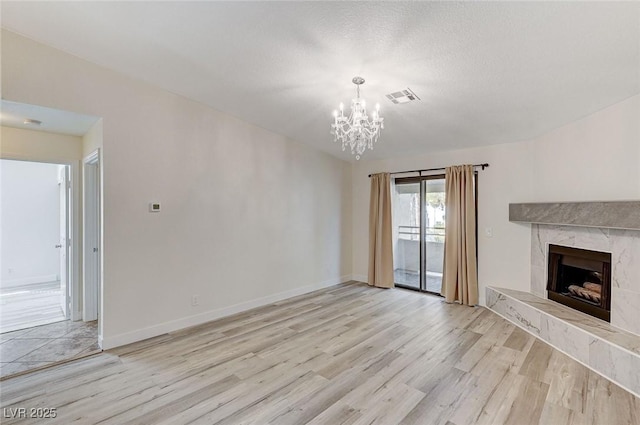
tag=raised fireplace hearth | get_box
[547,244,611,321]
[486,287,640,398]
[497,201,640,397]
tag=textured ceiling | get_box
[1,2,639,161]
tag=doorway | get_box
[392,175,446,294]
[0,157,100,378]
[0,101,103,378]
[0,159,71,333]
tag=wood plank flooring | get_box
[1,282,638,424]
[0,281,66,334]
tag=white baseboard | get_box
[352,274,367,283]
[0,274,58,288]
[101,275,353,350]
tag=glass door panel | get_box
[423,178,446,294]
[392,182,420,289]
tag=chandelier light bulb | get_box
[339,102,344,111]
[333,110,338,117]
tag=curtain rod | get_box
[368,163,489,178]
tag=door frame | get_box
[58,164,71,319]
[394,174,446,295]
[0,155,81,321]
[394,171,479,294]
[83,149,101,323]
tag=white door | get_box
[58,166,70,318]
[83,152,100,322]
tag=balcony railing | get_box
[398,225,445,242]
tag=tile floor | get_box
[0,319,99,378]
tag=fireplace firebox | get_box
[547,244,611,322]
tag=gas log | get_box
[568,285,601,303]
[583,282,602,293]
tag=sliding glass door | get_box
[392,176,446,294]
[392,182,421,289]
[423,178,446,294]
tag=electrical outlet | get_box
[191,295,199,307]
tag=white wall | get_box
[1,30,352,348]
[353,94,639,305]
[1,126,83,161]
[530,95,640,202]
[0,160,61,287]
[82,119,103,158]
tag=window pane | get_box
[392,182,420,289]
[424,178,445,293]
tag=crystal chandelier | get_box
[331,76,384,160]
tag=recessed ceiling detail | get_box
[0,100,100,136]
[386,89,420,105]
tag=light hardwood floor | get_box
[0,281,66,334]
[1,282,638,424]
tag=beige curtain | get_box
[441,165,478,305]
[368,173,394,288]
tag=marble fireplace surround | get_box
[486,201,640,397]
[510,201,640,336]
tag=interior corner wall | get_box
[82,119,103,158]
[352,93,639,305]
[1,30,352,348]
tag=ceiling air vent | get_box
[386,88,420,104]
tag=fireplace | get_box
[547,244,611,321]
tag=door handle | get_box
[55,244,63,248]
